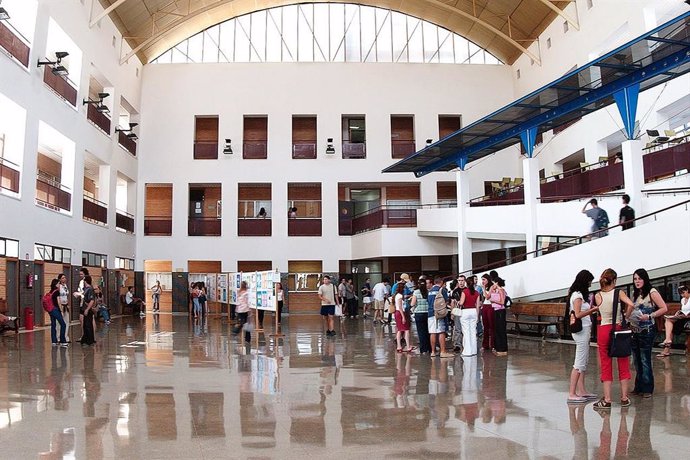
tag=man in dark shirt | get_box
[619,194,635,230]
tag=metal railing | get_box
[0,157,20,193]
[83,194,108,225]
[116,209,135,233]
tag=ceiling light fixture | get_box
[326,138,335,155]
[37,51,70,77]
[223,139,233,155]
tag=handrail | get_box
[352,203,421,218]
[541,158,613,184]
[643,187,690,196]
[83,194,107,207]
[537,192,626,202]
[642,132,690,150]
[36,171,71,192]
[459,198,690,276]
[0,156,21,168]
[1,18,31,46]
[116,209,134,218]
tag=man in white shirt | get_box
[372,278,390,324]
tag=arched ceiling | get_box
[95,0,574,65]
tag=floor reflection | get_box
[1,314,689,458]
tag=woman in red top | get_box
[459,277,482,356]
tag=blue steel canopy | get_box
[383,11,690,177]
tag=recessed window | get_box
[82,251,107,268]
[115,257,134,270]
[35,243,71,264]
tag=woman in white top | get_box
[566,270,600,403]
[658,285,690,357]
[394,283,413,352]
[276,282,285,325]
[150,280,162,312]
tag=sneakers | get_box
[325,330,336,337]
[60,342,69,347]
[593,398,612,410]
[620,398,631,407]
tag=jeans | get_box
[237,312,251,342]
[192,298,201,316]
[414,313,431,353]
[99,305,111,322]
[631,327,656,394]
[452,313,463,349]
[49,308,67,344]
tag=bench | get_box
[0,298,19,335]
[507,303,565,339]
[655,302,690,354]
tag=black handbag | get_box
[569,310,583,333]
[608,290,632,357]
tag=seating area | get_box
[0,298,19,335]
[645,129,689,151]
[656,302,690,353]
[506,302,565,340]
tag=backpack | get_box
[433,288,448,320]
[595,208,609,230]
[504,294,512,308]
[42,290,56,313]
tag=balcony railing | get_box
[144,216,172,236]
[193,140,218,159]
[643,138,690,182]
[43,66,77,106]
[288,218,322,236]
[342,142,366,159]
[0,157,20,193]
[470,185,525,207]
[118,130,137,156]
[0,20,30,67]
[188,217,221,236]
[86,104,111,134]
[540,160,624,202]
[391,140,416,159]
[292,142,316,159]
[243,141,268,159]
[116,210,135,233]
[351,205,418,234]
[238,218,272,236]
[36,175,71,212]
[83,195,108,225]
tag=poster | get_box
[227,270,278,311]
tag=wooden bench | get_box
[507,303,565,339]
[655,302,690,353]
[0,298,19,335]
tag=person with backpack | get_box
[582,198,610,238]
[44,278,68,346]
[428,276,454,358]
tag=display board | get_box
[228,269,279,311]
[216,273,228,303]
[146,272,172,291]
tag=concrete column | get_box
[455,169,472,272]
[622,139,644,206]
[419,178,436,204]
[584,140,608,165]
[522,157,540,257]
[97,164,111,204]
[272,181,288,272]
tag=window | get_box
[438,115,461,139]
[342,116,366,159]
[82,251,107,268]
[243,116,268,159]
[292,116,317,159]
[34,243,71,264]
[194,116,219,159]
[0,237,19,257]
[390,116,415,159]
[115,257,134,270]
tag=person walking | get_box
[627,268,667,398]
[361,278,372,319]
[372,278,389,325]
[150,280,162,312]
[481,274,495,351]
[47,278,68,346]
[489,277,509,356]
[593,268,635,410]
[582,199,610,238]
[410,276,431,354]
[459,276,482,357]
[235,281,252,343]
[428,276,453,358]
[451,276,467,353]
[318,275,338,336]
[619,194,635,230]
[566,270,599,404]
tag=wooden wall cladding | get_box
[286,292,321,314]
[84,177,96,195]
[287,260,323,273]
[188,260,222,273]
[386,184,420,200]
[292,117,317,141]
[238,184,271,200]
[388,256,422,274]
[37,153,62,179]
[194,116,219,141]
[391,116,414,140]
[437,182,457,200]
[144,260,173,272]
[237,261,273,272]
[288,183,321,200]
[41,263,65,324]
[439,115,462,139]
[145,185,173,216]
[243,117,268,141]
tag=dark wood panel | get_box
[118,130,137,155]
[438,115,461,139]
[144,218,172,236]
[292,117,317,141]
[0,160,20,193]
[87,103,111,134]
[193,141,218,159]
[188,260,222,273]
[238,184,271,200]
[391,116,414,140]
[0,21,30,66]
[195,116,219,142]
[243,141,267,159]
[437,182,457,200]
[237,261,273,272]
[388,256,422,274]
[244,117,268,140]
[288,184,321,200]
[386,184,420,200]
[288,218,322,236]
[188,218,221,236]
[36,178,71,211]
[83,198,108,224]
[43,66,77,106]
[238,218,272,236]
[116,211,134,233]
[286,292,321,314]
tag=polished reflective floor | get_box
[1,314,689,459]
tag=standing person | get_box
[451,276,467,353]
[394,283,413,352]
[566,270,600,403]
[318,275,337,337]
[73,268,89,340]
[428,276,453,358]
[410,277,431,354]
[235,281,252,343]
[658,286,690,357]
[372,278,389,325]
[275,282,285,325]
[627,268,668,397]
[361,278,372,319]
[481,274,495,351]
[150,280,162,313]
[337,278,348,318]
[198,282,208,317]
[489,277,508,356]
[582,199,610,238]
[190,283,201,319]
[593,268,635,410]
[619,194,635,230]
[345,278,358,319]
[459,276,482,357]
[80,276,96,346]
[47,278,68,346]
[57,274,70,340]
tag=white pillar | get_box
[455,169,472,272]
[419,178,436,204]
[522,157,540,257]
[272,181,288,272]
[622,139,644,206]
[584,140,608,165]
[97,164,111,204]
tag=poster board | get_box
[216,273,228,303]
[228,270,279,311]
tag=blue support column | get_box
[457,157,468,171]
[613,83,640,139]
[519,127,538,158]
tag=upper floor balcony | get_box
[83,195,108,225]
[116,209,135,233]
[43,66,77,107]
[0,20,30,67]
[35,171,71,213]
[86,103,111,135]
[118,130,137,156]
[0,157,20,194]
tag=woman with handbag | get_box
[593,268,634,410]
[626,268,668,398]
[394,282,414,352]
[566,270,599,404]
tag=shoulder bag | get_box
[608,289,632,357]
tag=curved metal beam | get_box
[90,0,132,28]
[534,0,579,31]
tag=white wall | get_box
[137,62,514,271]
